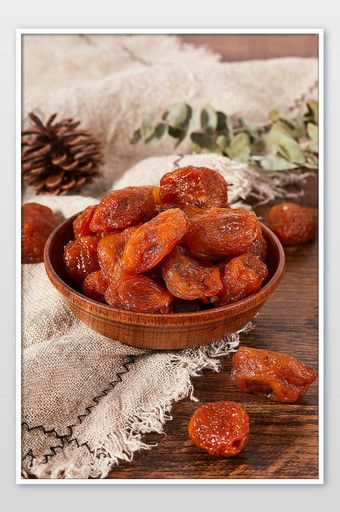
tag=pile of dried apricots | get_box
[62,166,271,314]
[21,165,318,459]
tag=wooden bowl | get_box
[44,214,285,350]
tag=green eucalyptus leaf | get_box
[140,113,153,135]
[216,134,229,151]
[168,126,184,139]
[306,99,318,124]
[216,111,227,132]
[201,104,218,133]
[168,126,187,148]
[225,116,234,139]
[307,122,318,153]
[240,117,258,139]
[260,154,298,171]
[304,153,318,168]
[162,103,192,130]
[268,109,283,122]
[190,132,216,151]
[145,123,167,147]
[225,132,250,162]
[130,128,141,144]
[264,124,305,164]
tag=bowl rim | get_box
[44,215,285,325]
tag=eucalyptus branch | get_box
[130,100,318,172]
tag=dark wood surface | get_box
[179,34,318,61]
[108,174,318,480]
[108,35,319,480]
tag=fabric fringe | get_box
[25,325,249,479]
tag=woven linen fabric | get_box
[21,35,318,479]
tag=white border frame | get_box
[16,28,324,485]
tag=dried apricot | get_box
[160,166,228,209]
[231,346,317,402]
[97,227,137,279]
[185,207,261,260]
[121,208,188,273]
[248,232,268,261]
[90,186,158,233]
[104,273,173,313]
[161,245,223,302]
[22,203,58,263]
[82,270,108,302]
[218,253,268,305]
[188,401,250,457]
[266,201,317,246]
[73,205,97,238]
[64,236,99,283]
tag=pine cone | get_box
[22,112,103,195]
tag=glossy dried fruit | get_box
[266,201,317,246]
[82,270,109,302]
[188,401,250,457]
[73,205,97,238]
[122,208,188,273]
[104,274,173,313]
[218,253,268,305]
[160,166,228,209]
[64,236,99,283]
[97,227,137,279]
[185,208,261,260]
[161,245,223,302]
[248,232,268,261]
[231,346,317,402]
[22,203,59,263]
[90,186,158,233]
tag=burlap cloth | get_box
[21,35,318,479]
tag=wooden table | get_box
[108,35,319,480]
[107,175,318,480]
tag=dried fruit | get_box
[22,203,59,263]
[185,207,261,260]
[122,208,188,273]
[97,227,137,279]
[218,253,268,305]
[266,201,317,246]
[82,270,108,302]
[188,401,250,457]
[90,186,158,233]
[231,346,317,402]
[248,232,268,261]
[161,245,222,302]
[105,274,173,313]
[160,166,228,209]
[73,205,97,238]
[64,236,99,283]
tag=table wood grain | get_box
[108,35,319,480]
